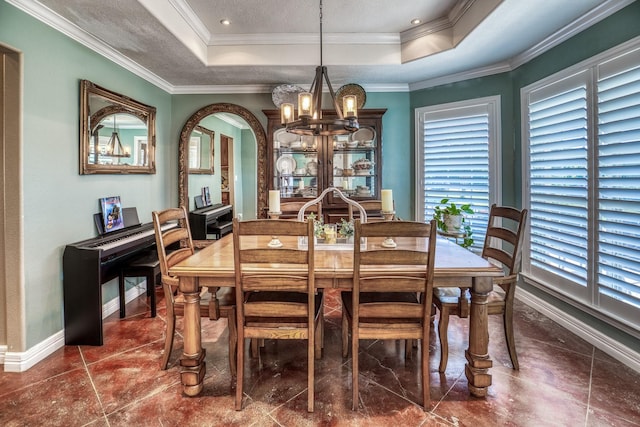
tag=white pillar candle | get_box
[299,179,305,190]
[381,189,393,212]
[342,179,349,190]
[269,190,280,212]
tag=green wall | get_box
[1,2,173,347]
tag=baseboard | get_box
[516,287,640,373]
[1,283,148,372]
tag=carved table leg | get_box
[180,276,206,396]
[465,276,493,397]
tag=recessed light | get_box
[220,19,231,26]
[411,18,421,25]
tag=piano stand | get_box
[119,251,160,318]
[63,207,174,346]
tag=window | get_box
[415,96,501,250]
[522,41,640,333]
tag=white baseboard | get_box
[1,283,148,372]
[516,287,640,373]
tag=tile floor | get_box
[1,286,639,427]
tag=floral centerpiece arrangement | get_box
[306,214,354,244]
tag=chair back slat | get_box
[242,275,310,292]
[240,248,308,264]
[357,220,429,237]
[359,303,424,318]
[360,250,429,266]
[359,276,426,293]
[481,204,528,275]
[236,219,309,236]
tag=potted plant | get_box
[433,198,474,248]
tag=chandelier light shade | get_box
[281,0,359,136]
[104,115,131,158]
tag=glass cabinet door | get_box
[330,126,377,201]
[272,130,319,199]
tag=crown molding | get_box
[208,32,399,46]
[409,62,512,92]
[510,0,635,70]
[7,0,175,93]
[169,0,210,44]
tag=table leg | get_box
[465,276,493,397]
[179,276,206,396]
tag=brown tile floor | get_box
[1,286,639,426]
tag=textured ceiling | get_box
[11,0,630,93]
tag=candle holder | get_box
[381,210,397,248]
[267,211,283,248]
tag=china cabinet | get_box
[264,109,386,223]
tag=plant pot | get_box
[443,214,463,231]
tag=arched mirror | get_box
[178,103,268,232]
[80,79,156,174]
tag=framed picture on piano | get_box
[201,186,212,207]
[99,196,124,233]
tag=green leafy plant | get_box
[432,198,474,248]
[307,213,325,238]
[338,218,354,238]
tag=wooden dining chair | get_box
[280,200,322,220]
[341,219,437,410]
[347,199,384,222]
[433,204,528,372]
[152,206,236,374]
[233,218,322,412]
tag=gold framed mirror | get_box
[188,125,215,174]
[80,79,156,174]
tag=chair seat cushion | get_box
[434,285,506,306]
[434,287,466,305]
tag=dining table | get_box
[168,233,504,398]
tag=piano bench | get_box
[119,252,160,318]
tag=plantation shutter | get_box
[597,49,640,317]
[421,105,491,250]
[527,73,589,293]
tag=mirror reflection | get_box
[188,125,215,174]
[80,80,156,174]
[179,103,269,241]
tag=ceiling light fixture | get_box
[220,19,230,25]
[411,18,421,25]
[280,0,359,136]
[102,115,130,158]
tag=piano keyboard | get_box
[91,222,176,251]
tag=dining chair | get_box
[280,200,322,220]
[341,219,437,410]
[151,206,236,374]
[347,199,384,222]
[232,218,322,412]
[433,204,528,372]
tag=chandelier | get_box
[100,115,130,158]
[280,0,359,136]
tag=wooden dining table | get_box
[169,233,504,398]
